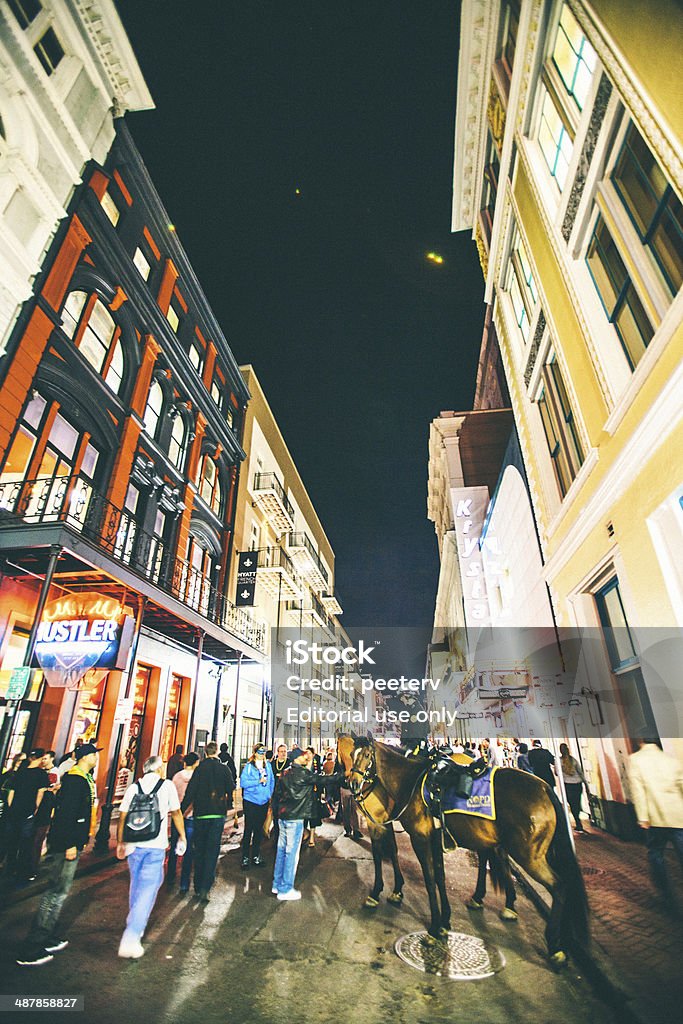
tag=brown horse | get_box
[337,735,589,967]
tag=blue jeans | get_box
[646,826,683,894]
[123,848,166,942]
[193,817,225,893]
[273,819,304,894]
[167,818,194,890]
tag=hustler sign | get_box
[33,594,134,686]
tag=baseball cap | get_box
[74,742,102,760]
[289,747,306,761]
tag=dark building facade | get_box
[0,122,263,804]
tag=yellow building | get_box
[228,365,352,759]
[453,0,683,834]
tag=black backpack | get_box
[122,778,164,842]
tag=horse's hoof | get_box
[465,897,484,910]
[438,926,450,939]
[387,892,404,906]
[364,896,380,909]
[550,951,567,970]
[499,908,518,922]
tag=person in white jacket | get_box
[628,739,683,902]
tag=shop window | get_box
[122,664,151,779]
[60,291,125,395]
[143,379,164,439]
[612,123,683,297]
[586,216,654,369]
[198,455,222,515]
[595,578,659,741]
[536,355,584,498]
[70,672,108,746]
[160,675,183,763]
[168,413,187,470]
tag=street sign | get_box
[6,666,31,701]
[235,551,257,606]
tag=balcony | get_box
[0,474,266,655]
[285,591,330,630]
[254,545,300,601]
[252,473,295,535]
[285,532,328,591]
[321,591,342,616]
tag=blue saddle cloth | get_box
[422,766,497,820]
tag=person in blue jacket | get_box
[239,743,274,869]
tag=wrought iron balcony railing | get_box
[0,474,266,653]
[285,531,329,586]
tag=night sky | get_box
[117,1,485,638]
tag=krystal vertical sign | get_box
[235,550,257,606]
[450,486,501,625]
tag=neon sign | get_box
[33,593,133,686]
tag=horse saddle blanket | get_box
[422,766,498,820]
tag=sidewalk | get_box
[513,822,683,1024]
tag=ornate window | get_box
[586,217,654,369]
[535,4,597,192]
[60,291,125,395]
[168,413,187,470]
[505,226,538,341]
[143,379,164,439]
[612,123,683,297]
[536,355,584,498]
[198,455,222,515]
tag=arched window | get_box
[143,379,164,439]
[198,455,222,515]
[60,290,125,395]
[168,413,187,469]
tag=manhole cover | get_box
[394,931,505,980]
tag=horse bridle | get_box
[348,742,427,826]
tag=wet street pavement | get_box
[0,822,621,1024]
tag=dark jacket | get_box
[528,747,555,787]
[181,757,235,818]
[275,764,342,821]
[47,773,93,852]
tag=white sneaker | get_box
[277,889,302,901]
[271,887,279,894]
[118,937,145,959]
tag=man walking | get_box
[117,755,186,958]
[181,740,234,901]
[628,737,683,908]
[16,742,100,966]
[272,748,342,901]
[166,744,184,780]
[528,739,556,788]
[166,752,199,893]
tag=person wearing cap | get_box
[239,743,275,869]
[16,742,100,967]
[272,749,342,901]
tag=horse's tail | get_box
[546,787,590,950]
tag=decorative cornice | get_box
[73,0,154,113]
[451,0,499,232]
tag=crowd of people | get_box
[2,731,680,966]
[0,737,352,966]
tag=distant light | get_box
[295,188,302,196]
[426,251,444,265]
[168,224,176,233]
